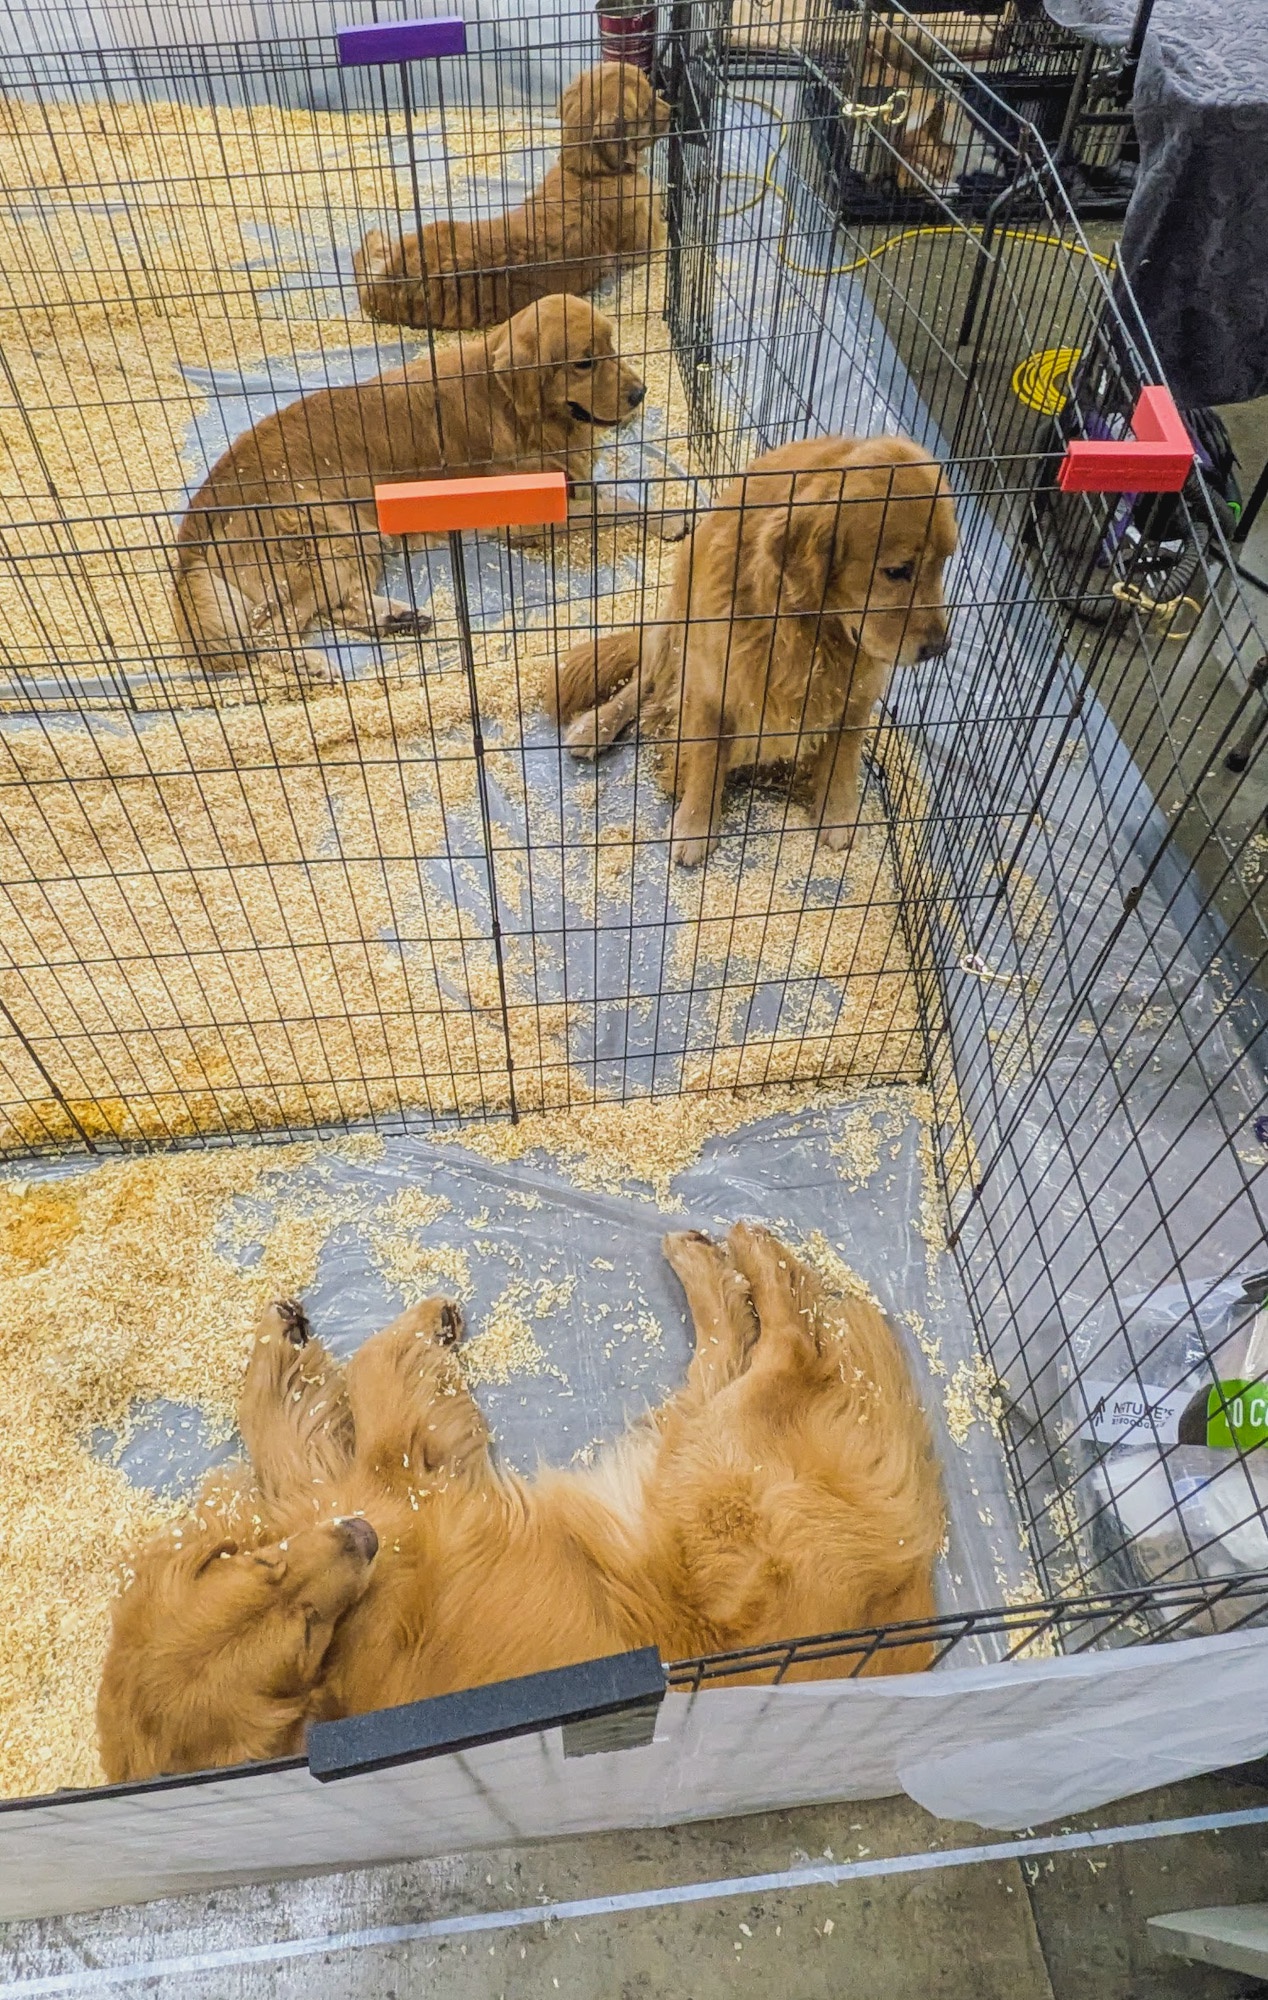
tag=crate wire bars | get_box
[0,0,1265,1684]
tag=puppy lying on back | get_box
[554,434,957,866]
[173,294,676,686]
[354,62,672,332]
[98,1226,943,1779]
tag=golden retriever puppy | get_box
[173,294,676,686]
[96,1301,377,1781]
[316,1223,941,1716]
[553,434,957,866]
[98,1229,943,1776]
[354,63,671,332]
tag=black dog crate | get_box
[791,0,1138,225]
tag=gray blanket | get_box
[1046,0,1268,409]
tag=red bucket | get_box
[595,3,657,74]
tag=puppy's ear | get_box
[193,1538,240,1574]
[748,472,849,617]
[566,65,636,175]
[492,306,548,423]
[598,70,642,173]
[557,73,587,140]
[832,439,948,577]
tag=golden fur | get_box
[98,1226,943,1781]
[171,294,684,685]
[354,63,672,332]
[553,434,958,865]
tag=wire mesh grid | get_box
[0,0,1265,1649]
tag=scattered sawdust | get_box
[943,1352,1004,1449]
[461,1276,568,1387]
[828,1090,910,1187]
[796,1229,881,1306]
[437,1083,842,1207]
[901,1308,945,1379]
[362,1189,476,1305]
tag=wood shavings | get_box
[437,1084,843,1206]
[828,1090,911,1187]
[0,1140,360,1799]
[794,1230,881,1307]
[943,1352,1004,1449]
[460,1278,567,1388]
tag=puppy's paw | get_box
[295,648,343,687]
[662,1227,717,1276]
[670,832,712,869]
[380,608,432,637]
[656,510,693,543]
[817,821,854,856]
[396,1298,465,1347]
[563,711,605,761]
[256,1298,311,1348]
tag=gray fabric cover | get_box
[1047,0,1268,409]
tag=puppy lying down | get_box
[97,1224,943,1781]
[173,293,684,688]
[354,62,671,332]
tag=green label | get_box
[1206,1379,1268,1450]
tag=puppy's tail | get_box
[551,628,643,724]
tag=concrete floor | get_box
[2,1769,1267,1997]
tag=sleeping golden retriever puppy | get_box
[96,1302,377,1780]
[354,63,671,332]
[553,434,957,866]
[173,294,675,686]
[97,1228,943,1779]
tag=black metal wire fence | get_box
[0,0,1265,1650]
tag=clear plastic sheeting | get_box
[2,1624,1267,1922]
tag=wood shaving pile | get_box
[436,1081,845,1206]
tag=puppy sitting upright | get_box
[354,62,671,332]
[173,294,664,685]
[554,434,957,865]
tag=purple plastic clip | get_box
[337,17,467,65]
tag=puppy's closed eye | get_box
[882,562,914,582]
[571,357,593,371]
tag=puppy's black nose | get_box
[338,1517,378,1563]
[627,385,646,406]
[917,637,948,662]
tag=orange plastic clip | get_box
[375,471,570,536]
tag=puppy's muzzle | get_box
[337,1517,379,1563]
[626,384,646,407]
[916,636,949,662]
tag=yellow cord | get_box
[1109,579,1202,640]
[711,88,1115,282]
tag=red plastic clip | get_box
[1058,385,1194,494]
[375,472,570,536]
